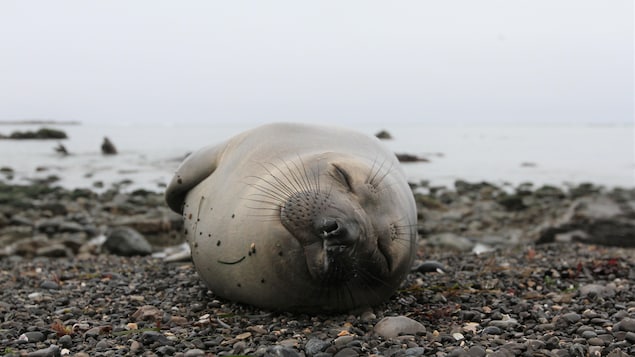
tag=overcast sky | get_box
[0,1,632,125]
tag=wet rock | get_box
[375,130,393,140]
[103,226,152,256]
[396,153,429,163]
[6,127,67,140]
[40,280,61,290]
[579,284,616,298]
[131,305,164,322]
[374,316,426,338]
[101,137,117,155]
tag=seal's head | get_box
[250,152,416,310]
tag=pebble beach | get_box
[1,176,634,356]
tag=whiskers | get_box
[243,156,323,221]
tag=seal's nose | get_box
[317,218,355,246]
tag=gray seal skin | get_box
[165,123,417,312]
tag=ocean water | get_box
[0,122,633,192]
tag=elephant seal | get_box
[165,123,417,312]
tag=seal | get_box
[165,123,417,312]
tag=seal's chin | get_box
[303,241,357,285]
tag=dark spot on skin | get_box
[188,213,192,220]
[194,242,198,248]
[177,178,182,184]
[217,240,221,246]
[248,252,252,256]
[237,283,241,288]
[208,233,212,237]
[199,232,202,235]
[261,279,265,284]
[278,251,283,257]
[231,214,235,219]
[184,229,188,235]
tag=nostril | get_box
[320,218,341,237]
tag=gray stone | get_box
[405,347,426,356]
[481,326,502,335]
[103,226,152,256]
[466,345,486,357]
[579,283,615,298]
[27,344,60,357]
[184,349,206,357]
[333,347,358,357]
[22,331,46,342]
[305,338,330,355]
[614,317,635,332]
[58,334,72,348]
[40,280,60,290]
[374,316,426,339]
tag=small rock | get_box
[488,316,519,330]
[21,331,46,342]
[101,137,118,155]
[614,317,635,332]
[103,227,152,256]
[141,331,171,346]
[405,347,426,356]
[131,305,164,322]
[481,326,502,335]
[375,130,393,140]
[184,349,205,357]
[95,339,111,350]
[58,334,72,348]
[374,316,426,338]
[467,345,487,357]
[560,312,582,325]
[333,347,358,357]
[40,280,60,290]
[305,338,330,355]
[587,337,605,346]
[27,344,60,357]
[333,335,355,346]
[579,283,616,298]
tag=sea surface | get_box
[0,122,633,192]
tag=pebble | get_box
[373,316,426,338]
[27,345,60,357]
[40,280,61,290]
[58,334,72,348]
[21,331,46,343]
[183,349,205,357]
[613,317,635,332]
[103,226,152,256]
[305,338,331,355]
[467,345,487,357]
[481,326,502,335]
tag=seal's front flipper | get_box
[165,143,225,213]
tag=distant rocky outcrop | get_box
[396,153,429,163]
[1,127,68,140]
[375,130,393,140]
[101,137,118,155]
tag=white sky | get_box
[0,1,632,125]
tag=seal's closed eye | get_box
[332,164,354,192]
